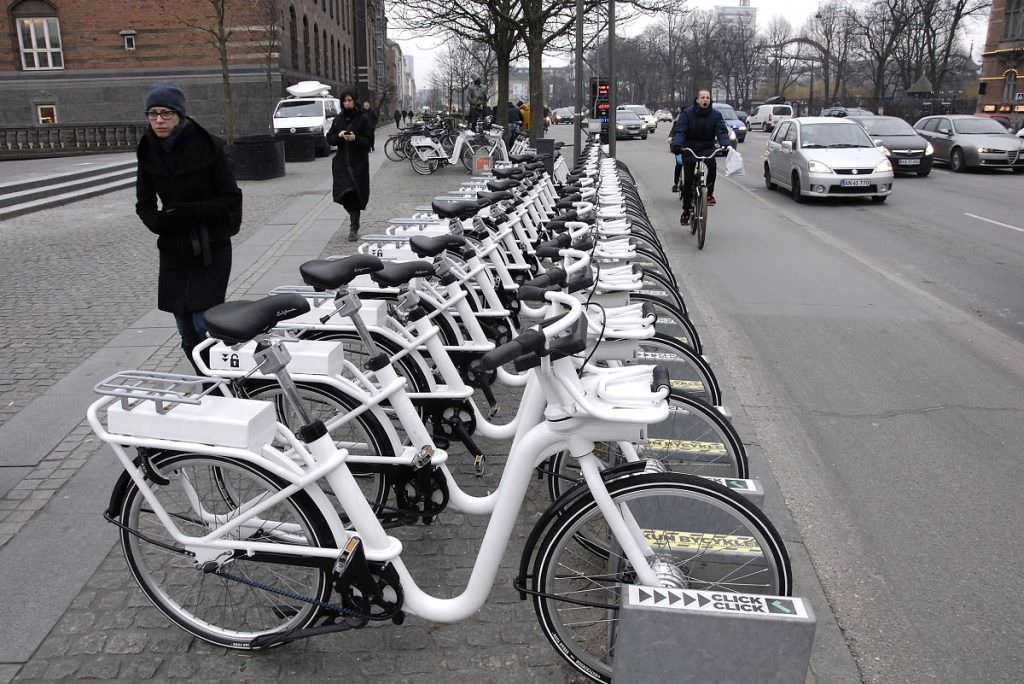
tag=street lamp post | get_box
[608,0,616,157]
[573,0,583,166]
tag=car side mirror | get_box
[781,141,794,151]
[873,139,884,146]
[938,128,951,136]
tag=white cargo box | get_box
[107,395,277,452]
[281,298,389,329]
[209,339,345,376]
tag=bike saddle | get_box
[477,190,514,203]
[409,233,466,258]
[300,255,383,291]
[556,194,582,209]
[431,197,489,219]
[205,294,310,346]
[486,179,519,192]
[492,167,525,180]
[524,161,546,171]
[508,153,536,163]
[370,260,437,287]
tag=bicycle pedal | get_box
[473,454,486,477]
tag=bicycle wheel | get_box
[531,472,791,682]
[627,294,700,352]
[410,155,439,175]
[384,136,403,162]
[546,389,744,500]
[597,333,722,404]
[460,143,475,172]
[120,452,335,648]
[637,270,688,317]
[697,187,708,250]
[237,380,394,513]
[691,187,704,236]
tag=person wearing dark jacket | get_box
[394,108,402,128]
[362,100,378,151]
[671,90,731,225]
[328,90,372,241]
[135,82,242,373]
[506,101,522,147]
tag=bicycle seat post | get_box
[334,286,385,365]
[251,337,315,428]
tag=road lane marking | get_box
[964,213,1024,234]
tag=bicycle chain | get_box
[211,567,365,620]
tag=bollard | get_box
[612,586,816,683]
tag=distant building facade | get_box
[978,0,1024,128]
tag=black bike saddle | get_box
[477,190,514,203]
[486,179,519,192]
[432,198,489,219]
[299,254,383,290]
[492,167,525,180]
[409,234,466,258]
[370,260,437,287]
[205,294,310,346]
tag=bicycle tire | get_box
[120,452,335,649]
[384,136,404,162]
[531,471,791,682]
[460,143,475,172]
[697,187,708,250]
[637,269,688,315]
[691,187,703,236]
[601,332,723,404]
[410,155,438,175]
[627,294,700,352]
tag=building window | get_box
[37,104,57,124]
[314,23,320,75]
[1005,71,1019,102]
[16,16,64,70]
[120,30,136,51]
[303,16,310,73]
[1006,0,1024,40]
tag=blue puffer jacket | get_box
[671,104,730,159]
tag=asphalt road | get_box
[596,126,1024,682]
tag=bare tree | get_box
[850,0,913,106]
[760,16,805,98]
[250,0,281,101]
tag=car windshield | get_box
[857,118,917,136]
[715,105,739,120]
[275,101,323,118]
[618,112,641,121]
[625,106,650,116]
[953,118,1010,134]
[799,123,873,148]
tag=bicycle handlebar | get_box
[680,146,726,160]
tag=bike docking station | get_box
[611,586,816,682]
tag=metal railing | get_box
[0,123,148,159]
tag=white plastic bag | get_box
[725,147,745,176]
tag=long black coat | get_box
[136,119,242,314]
[327,109,372,211]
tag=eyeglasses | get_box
[145,110,178,121]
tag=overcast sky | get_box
[392,0,990,87]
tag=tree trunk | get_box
[220,43,235,143]
[496,52,510,126]
[527,37,544,141]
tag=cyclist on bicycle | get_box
[671,90,731,226]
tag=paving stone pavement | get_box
[0,141,587,682]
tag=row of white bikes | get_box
[88,136,793,681]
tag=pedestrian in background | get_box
[362,100,378,152]
[518,100,531,132]
[328,89,372,242]
[393,107,402,128]
[135,82,242,373]
[506,101,522,147]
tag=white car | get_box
[272,81,339,156]
[618,104,657,132]
[763,117,894,203]
[655,109,675,122]
[748,103,793,132]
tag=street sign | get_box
[627,586,811,620]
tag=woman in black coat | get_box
[135,82,242,371]
[327,89,372,241]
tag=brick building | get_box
[0,0,391,139]
[978,0,1024,128]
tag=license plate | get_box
[897,159,919,166]
[840,179,871,187]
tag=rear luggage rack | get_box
[94,371,226,414]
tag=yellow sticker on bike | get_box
[643,438,727,456]
[642,529,762,555]
[670,379,704,392]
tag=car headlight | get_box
[739,125,747,131]
[977,147,1002,154]
[878,145,891,156]
[924,142,934,155]
[807,160,834,174]
[616,124,624,130]
[874,159,893,173]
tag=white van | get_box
[272,81,340,156]
[748,104,793,132]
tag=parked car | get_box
[272,82,340,156]
[748,103,793,132]
[712,103,747,143]
[614,111,647,139]
[762,117,894,203]
[913,114,1024,172]
[820,106,875,118]
[848,115,934,177]
[655,108,675,122]
[551,107,575,124]
[735,110,749,124]
[617,104,657,132]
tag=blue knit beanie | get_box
[145,82,187,117]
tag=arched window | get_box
[303,16,310,73]
[329,0,334,19]
[335,0,341,26]
[1005,0,1024,40]
[1005,70,1019,103]
[314,23,320,75]
[323,29,329,77]
[289,6,298,69]
[12,0,63,70]
[330,41,336,81]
